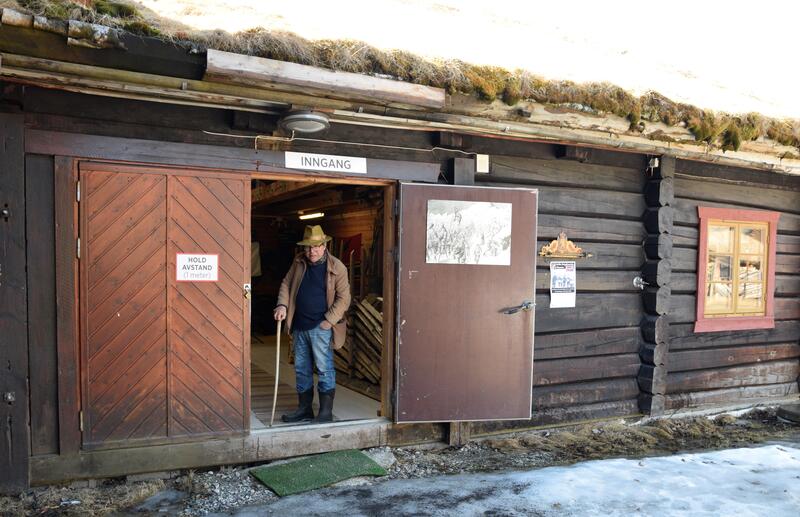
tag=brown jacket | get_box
[276,252,351,349]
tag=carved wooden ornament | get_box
[539,231,592,259]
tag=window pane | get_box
[740,227,764,255]
[705,283,733,312]
[738,258,764,310]
[707,255,732,281]
[739,258,763,283]
[708,225,734,253]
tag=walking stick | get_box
[270,319,282,427]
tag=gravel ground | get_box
[2,408,797,516]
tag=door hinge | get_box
[77,237,81,259]
[392,248,399,262]
[393,199,399,217]
[79,410,84,432]
[76,180,81,202]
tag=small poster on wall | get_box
[549,261,576,308]
[425,200,512,265]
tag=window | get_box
[695,207,780,332]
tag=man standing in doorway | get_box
[274,225,351,423]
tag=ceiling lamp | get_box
[279,110,330,134]
[299,212,325,220]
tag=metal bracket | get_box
[633,276,650,290]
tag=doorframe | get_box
[251,171,397,421]
[56,158,399,455]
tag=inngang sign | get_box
[176,253,219,282]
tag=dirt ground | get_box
[2,407,797,516]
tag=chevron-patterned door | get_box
[80,165,249,448]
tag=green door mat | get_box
[251,449,387,496]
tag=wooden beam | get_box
[251,181,323,205]
[0,112,29,493]
[54,157,80,455]
[31,421,392,485]
[205,49,446,110]
[24,130,441,183]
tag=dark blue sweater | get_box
[293,261,328,331]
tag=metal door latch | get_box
[243,283,252,300]
[502,300,535,314]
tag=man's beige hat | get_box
[297,225,332,246]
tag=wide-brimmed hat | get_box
[297,225,332,246]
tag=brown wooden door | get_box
[80,164,250,448]
[396,183,538,423]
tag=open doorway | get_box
[248,177,390,429]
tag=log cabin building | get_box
[1,7,799,492]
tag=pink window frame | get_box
[694,207,780,332]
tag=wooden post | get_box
[638,155,675,416]
[448,157,475,186]
[0,111,30,493]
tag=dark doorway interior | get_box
[249,179,385,428]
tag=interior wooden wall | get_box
[474,146,648,429]
[666,160,800,409]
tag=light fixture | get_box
[279,110,330,134]
[299,212,325,220]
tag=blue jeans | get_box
[292,326,336,393]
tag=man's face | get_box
[304,242,326,263]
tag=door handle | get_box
[502,300,535,314]
[243,283,252,300]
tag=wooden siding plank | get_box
[536,269,638,292]
[534,293,642,333]
[536,241,644,270]
[533,378,639,408]
[672,197,800,234]
[669,320,800,351]
[666,360,800,393]
[674,177,800,215]
[533,354,640,386]
[538,214,645,243]
[488,156,645,193]
[25,154,58,456]
[665,382,799,410]
[669,343,800,372]
[534,327,640,360]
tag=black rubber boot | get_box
[313,389,335,423]
[281,389,314,423]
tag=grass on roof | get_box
[4,0,800,152]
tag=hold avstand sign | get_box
[176,253,219,282]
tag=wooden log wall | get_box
[666,159,800,410]
[475,146,648,428]
[0,111,31,492]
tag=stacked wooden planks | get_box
[334,295,383,397]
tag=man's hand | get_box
[274,306,287,321]
[319,320,332,330]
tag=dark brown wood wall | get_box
[474,148,648,429]
[666,159,800,410]
[0,111,30,492]
[25,154,59,455]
